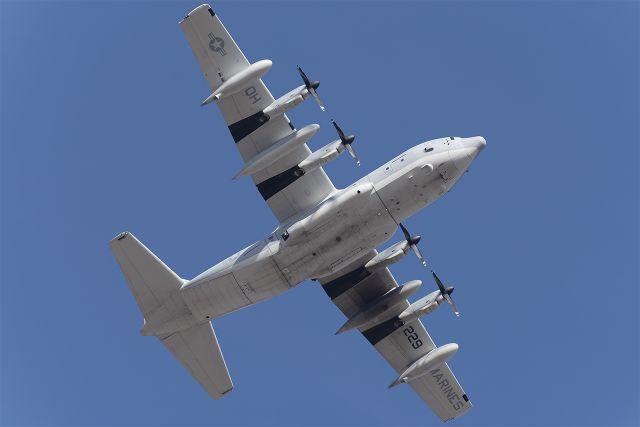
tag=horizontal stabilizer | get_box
[161,322,233,399]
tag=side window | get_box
[424,147,434,153]
[391,155,406,168]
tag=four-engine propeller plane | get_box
[110,3,486,422]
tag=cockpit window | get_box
[450,136,455,140]
[424,147,434,153]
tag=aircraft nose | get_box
[449,136,486,175]
[463,136,486,162]
[467,136,487,152]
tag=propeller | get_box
[399,223,425,266]
[297,66,325,111]
[331,119,360,166]
[432,271,460,317]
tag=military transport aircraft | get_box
[110,3,486,422]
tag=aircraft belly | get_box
[232,249,291,303]
[182,273,251,319]
[275,183,397,281]
[181,239,291,320]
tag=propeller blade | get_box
[444,293,460,317]
[298,66,324,111]
[309,88,325,111]
[297,65,311,88]
[399,223,425,265]
[344,143,361,166]
[432,271,446,293]
[432,271,460,317]
[331,119,346,140]
[399,223,412,242]
[411,243,426,266]
[331,119,357,161]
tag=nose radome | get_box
[468,136,486,151]
[454,136,486,170]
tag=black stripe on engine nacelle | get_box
[228,111,270,143]
[361,316,405,346]
[321,266,371,300]
[256,165,305,200]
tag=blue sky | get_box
[1,1,638,425]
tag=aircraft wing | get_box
[319,252,472,422]
[180,5,335,222]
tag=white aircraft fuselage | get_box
[158,135,485,333]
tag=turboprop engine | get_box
[399,270,460,322]
[298,120,360,173]
[262,85,308,118]
[364,223,426,271]
[249,66,325,126]
[398,287,452,322]
[389,343,459,388]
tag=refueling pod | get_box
[233,124,320,179]
[201,59,272,105]
[389,343,459,388]
[336,280,422,334]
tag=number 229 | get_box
[403,326,423,349]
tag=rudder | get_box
[109,232,184,316]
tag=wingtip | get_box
[110,231,130,244]
[388,378,403,389]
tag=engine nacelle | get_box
[364,240,411,272]
[298,140,344,173]
[201,59,272,105]
[389,343,459,388]
[263,85,309,118]
[230,85,312,136]
[398,290,443,322]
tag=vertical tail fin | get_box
[109,232,183,316]
[110,231,233,399]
